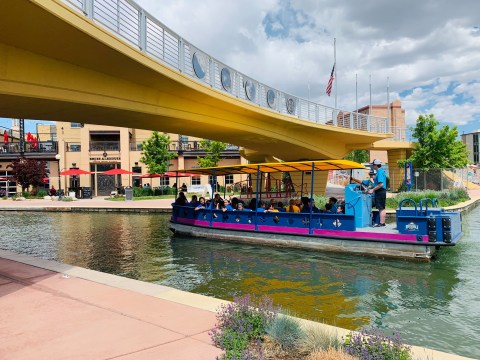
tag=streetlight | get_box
[55,154,61,195]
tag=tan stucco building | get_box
[55,122,244,197]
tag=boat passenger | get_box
[222,199,234,212]
[231,197,240,210]
[368,159,387,227]
[235,202,250,211]
[286,199,300,212]
[174,191,188,206]
[328,197,338,213]
[194,197,206,210]
[189,194,199,207]
[293,198,301,209]
[207,193,223,209]
[276,201,286,212]
[301,199,321,213]
[248,198,258,211]
[324,203,333,213]
[256,201,266,212]
[266,203,279,212]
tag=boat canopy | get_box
[177,160,366,176]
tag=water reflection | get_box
[0,207,478,358]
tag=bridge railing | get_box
[63,0,389,134]
[129,140,240,152]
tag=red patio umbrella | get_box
[60,169,93,176]
[164,171,200,177]
[139,173,163,178]
[101,168,139,175]
[3,130,8,145]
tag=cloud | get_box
[135,0,480,132]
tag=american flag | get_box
[326,64,335,96]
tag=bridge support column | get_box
[387,148,412,192]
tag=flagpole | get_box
[386,76,390,132]
[369,74,372,130]
[355,73,358,112]
[334,38,337,110]
[369,74,372,115]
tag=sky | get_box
[4,0,480,135]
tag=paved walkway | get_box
[0,251,225,360]
[1,190,479,359]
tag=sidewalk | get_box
[0,251,225,360]
[0,196,174,212]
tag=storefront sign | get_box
[89,157,121,161]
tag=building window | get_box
[225,174,234,184]
[67,143,81,152]
[70,123,82,128]
[160,177,170,187]
[191,176,201,185]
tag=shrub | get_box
[37,190,48,198]
[308,348,358,360]
[266,312,303,351]
[298,324,341,353]
[344,327,412,360]
[386,188,470,209]
[210,294,278,360]
[22,191,31,198]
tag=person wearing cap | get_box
[351,169,376,190]
[367,159,387,227]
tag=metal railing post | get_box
[178,38,184,72]
[138,8,147,51]
[83,0,94,19]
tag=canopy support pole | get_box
[254,165,261,231]
[309,162,315,235]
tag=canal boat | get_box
[170,160,463,260]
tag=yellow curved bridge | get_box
[0,0,394,163]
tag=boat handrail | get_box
[398,198,418,216]
[419,198,437,215]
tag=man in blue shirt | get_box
[367,159,387,227]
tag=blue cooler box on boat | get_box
[344,184,372,228]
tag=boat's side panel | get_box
[170,222,435,260]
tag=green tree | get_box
[408,114,468,169]
[8,157,48,193]
[197,140,227,167]
[344,150,369,163]
[139,131,177,174]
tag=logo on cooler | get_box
[405,222,419,231]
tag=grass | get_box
[265,311,303,351]
[298,324,341,353]
[105,195,175,201]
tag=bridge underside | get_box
[0,0,389,162]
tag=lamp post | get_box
[55,154,61,195]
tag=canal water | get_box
[0,207,479,358]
